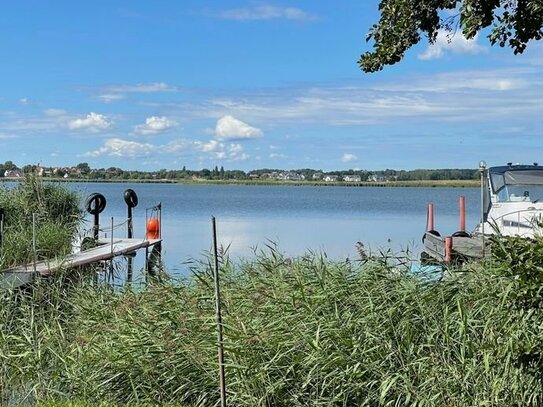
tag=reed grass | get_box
[0,175,81,270]
[1,246,541,406]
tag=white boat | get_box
[474,162,543,238]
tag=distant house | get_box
[4,170,22,178]
[324,175,338,182]
[278,172,305,181]
[343,175,361,182]
[368,174,387,182]
[248,173,259,179]
[312,172,323,180]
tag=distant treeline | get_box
[0,160,478,182]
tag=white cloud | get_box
[94,82,177,103]
[227,143,248,160]
[418,30,487,60]
[0,133,17,140]
[134,116,178,135]
[229,143,243,154]
[44,108,67,117]
[194,139,249,161]
[161,139,189,153]
[98,94,125,103]
[342,153,357,163]
[215,115,263,141]
[270,153,287,159]
[19,98,30,105]
[217,5,316,21]
[99,82,177,94]
[195,139,222,152]
[83,138,154,158]
[68,112,113,132]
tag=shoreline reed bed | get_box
[0,175,81,270]
[1,244,542,406]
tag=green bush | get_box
[0,175,81,269]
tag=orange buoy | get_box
[146,217,160,239]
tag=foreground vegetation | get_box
[1,177,541,406]
[0,176,80,271]
[1,240,542,406]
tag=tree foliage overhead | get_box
[360,0,543,72]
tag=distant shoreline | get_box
[0,177,479,188]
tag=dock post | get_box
[427,204,435,231]
[124,189,139,284]
[127,206,133,239]
[445,237,453,264]
[459,196,466,232]
[94,212,100,240]
[124,189,138,239]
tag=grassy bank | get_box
[1,242,542,406]
[1,177,479,188]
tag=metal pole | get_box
[212,216,227,407]
[479,161,487,257]
[127,206,133,239]
[94,212,100,240]
[0,208,4,250]
[158,202,162,239]
[110,217,115,283]
[127,256,133,284]
[32,213,37,273]
[459,196,466,232]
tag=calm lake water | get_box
[62,183,480,276]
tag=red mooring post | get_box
[445,237,453,263]
[459,196,466,232]
[427,203,435,231]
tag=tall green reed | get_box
[0,175,81,269]
[1,246,541,406]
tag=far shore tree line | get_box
[0,160,479,182]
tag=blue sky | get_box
[0,1,542,171]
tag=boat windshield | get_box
[491,170,543,203]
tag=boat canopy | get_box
[489,165,543,202]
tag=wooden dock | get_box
[1,238,161,288]
[423,232,486,263]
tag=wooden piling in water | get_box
[445,237,453,263]
[427,204,434,231]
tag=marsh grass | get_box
[0,175,81,270]
[0,246,541,406]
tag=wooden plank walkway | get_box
[424,232,486,262]
[1,238,161,288]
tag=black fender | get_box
[124,189,138,208]
[85,193,107,215]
